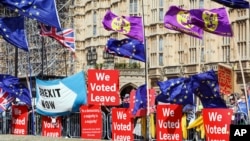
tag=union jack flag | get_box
[40,24,75,52]
[0,88,15,112]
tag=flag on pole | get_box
[211,0,250,9]
[0,88,15,112]
[191,70,227,108]
[164,5,204,39]
[132,84,147,115]
[189,7,233,37]
[40,24,75,52]
[102,10,144,42]
[106,38,145,62]
[0,74,31,107]
[0,16,29,51]
[0,0,62,29]
[156,77,194,105]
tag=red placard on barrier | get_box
[11,105,29,135]
[87,69,120,106]
[156,104,182,141]
[80,105,102,139]
[203,108,233,141]
[112,108,134,141]
[41,116,62,137]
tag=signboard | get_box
[203,108,233,141]
[218,63,234,95]
[88,69,120,105]
[41,116,62,137]
[11,105,29,135]
[112,108,134,141]
[156,104,182,141]
[80,105,103,139]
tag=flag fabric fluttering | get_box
[211,0,250,9]
[106,38,145,62]
[102,10,144,42]
[189,7,233,37]
[156,77,194,105]
[0,74,31,107]
[0,16,29,51]
[191,70,227,108]
[164,5,204,39]
[40,24,75,52]
[0,0,61,29]
[132,84,147,115]
[0,88,15,112]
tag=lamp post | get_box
[103,51,114,69]
[86,48,97,68]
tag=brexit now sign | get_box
[87,69,120,106]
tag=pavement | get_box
[0,135,106,141]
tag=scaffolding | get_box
[0,0,74,79]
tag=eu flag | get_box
[132,84,147,115]
[0,0,61,29]
[191,70,227,108]
[0,74,31,106]
[156,77,194,105]
[106,38,145,62]
[212,0,250,9]
[0,16,29,51]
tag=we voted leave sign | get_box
[88,69,120,105]
[156,104,182,141]
[202,108,233,141]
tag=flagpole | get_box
[232,37,250,122]
[141,0,151,140]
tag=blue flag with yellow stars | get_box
[106,38,145,62]
[191,69,227,108]
[0,0,61,29]
[132,84,147,115]
[156,77,194,105]
[0,16,29,51]
[211,0,250,9]
[0,74,31,106]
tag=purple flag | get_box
[102,10,144,42]
[189,7,233,37]
[164,6,204,39]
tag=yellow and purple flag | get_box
[164,6,204,39]
[102,10,144,42]
[189,7,233,37]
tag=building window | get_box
[159,0,163,7]
[159,8,163,21]
[93,11,97,24]
[189,48,197,64]
[129,0,138,15]
[93,25,97,36]
[199,0,204,8]
[222,46,230,62]
[159,53,163,66]
[159,37,163,51]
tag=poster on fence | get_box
[80,105,102,139]
[87,69,120,106]
[218,63,234,95]
[112,108,134,141]
[11,105,29,135]
[156,104,182,141]
[41,116,62,137]
[203,108,233,141]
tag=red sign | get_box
[87,69,120,105]
[156,104,182,141]
[11,105,29,135]
[203,108,233,141]
[129,88,156,117]
[80,105,102,139]
[41,116,62,137]
[112,108,134,141]
[218,63,234,95]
